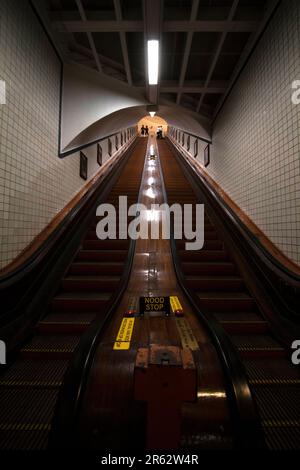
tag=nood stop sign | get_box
[139,296,170,315]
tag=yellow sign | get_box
[170,296,183,315]
[113,317,135,350]
[175,318,199,351]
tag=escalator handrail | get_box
[157,140,265,450]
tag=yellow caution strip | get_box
[175,318,199,351]
[113,317,135,350]
[170,296,184,316]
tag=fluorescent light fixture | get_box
[149,111,156,117]
[147,40,159,85]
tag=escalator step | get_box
[213,312,262,322]
[185,275,244,291]
[197,291,254,311]
[82,239,130,250]
[52,292,111,312]
[61,275,120,292]
[68,262,124,275]
[231,334,285,357]
[176,240,224,250]
[76,250,127,262]
[213,312,268,334]
[0,358,68,387]
[37,312,96,334]
[179,250,229,262]
[183,262,236,275]
[244,358,300,384]
[252,386,300,449]
[0,388,58,449]
[21,335,80,358]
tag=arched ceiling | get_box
[65,103,211,153]
[137,115,168,127]
[61,62,211,152]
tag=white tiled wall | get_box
[0,0,134,270]
[170,1,300,266]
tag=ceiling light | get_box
[149,111,156,117]
[147,40,159,85]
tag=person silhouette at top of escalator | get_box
[141,125,145,136]
[145,125,149,136]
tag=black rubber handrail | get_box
[49,139,149,449]
[169,126,212,145]
[156,140,265,450]
[167,137,300,324]
[60,126,136,158]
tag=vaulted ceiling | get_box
[44,0,279,121]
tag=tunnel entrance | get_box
[138,115,168,137]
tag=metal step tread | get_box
[197,291,251,299]
[0,388,57,449]
[183,261,234,267]
[77,250,127,254]
[39,312,96,324]
[179,249,227,255]
[263,424,300,450]
[0,387,58,424]
[54,292,111,300]
[64,275,121,281]
[21,335,80,353]
[0,358,68,387]
[253,386,300,424]
[232,334,284,350]
[186,275,242,281]
[214,312,265,323]
[245,358,300,384]
[70,261,124,266]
